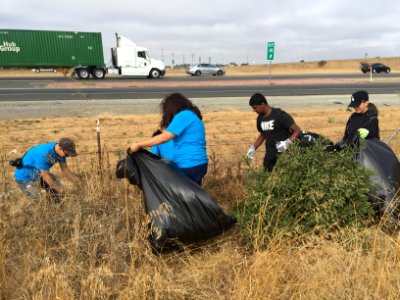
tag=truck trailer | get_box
[0,29,166,79]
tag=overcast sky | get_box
[2,0,399,66]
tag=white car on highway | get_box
[186,64,225,76]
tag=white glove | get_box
[276,138,293,153]
[246,145,256,160]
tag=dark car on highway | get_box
[360,63,391,74]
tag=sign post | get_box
[267,42,275,83]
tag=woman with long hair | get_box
[129,93,208,185]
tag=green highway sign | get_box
[267,42,275,60]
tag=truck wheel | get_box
[76,68,90,79]
[92,68,106,79]
[149,69,161,79]
[195,70,201,76]
[217,70,223,76]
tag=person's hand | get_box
[276,138,293,153]
[128,143,141,154]
[358,128,369,139]
[57,188,65,196]
[246,145,256,160]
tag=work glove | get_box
[358,128,369,139]
[246,145,256,160]
[276,138,293,153]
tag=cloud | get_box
[1,0,400,64]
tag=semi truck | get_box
[0,29,166,79]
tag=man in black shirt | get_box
[247,93,301,171]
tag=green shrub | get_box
[234,141,374,249]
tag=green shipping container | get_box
[0,29,104,68]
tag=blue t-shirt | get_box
[151,139,175,160]
[166,110,208,168]
[14,142,66,181]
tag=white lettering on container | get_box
[0,41,20,53]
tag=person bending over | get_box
[13,137,79,201]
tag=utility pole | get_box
[191,53,195,65]
[171,52,174,67]
[208,57,211,64]
[161,48,164,62]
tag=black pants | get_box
[39,176,63,203]
[263,151,279,172]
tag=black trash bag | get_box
[116,155,141,186]
[330,134,400,218]
[116,149,236,251]
[334,133,360,152]
[298,130,334,150]
[356,138,400,216]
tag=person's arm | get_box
[288,122,302,141]
[367,117,380,139]
[276,120,302,153]
[129,131,175,153]
[59,163,79,183]
[41,170,64,194]
[342,115,353,140]
[253,133,266,149]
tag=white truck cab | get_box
[75,33,165,79]
[109,34,165,78]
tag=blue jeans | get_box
[16,174,62,201]
[180,163,208,186]
[16,180,41,199]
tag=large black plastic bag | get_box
[298,130,334,150]
[116,154,141,186]
[116,149,236,251]
[357,138,400,215]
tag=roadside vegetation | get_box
[1,107,400,299]
[235,141,375,250]
[1,56,400,77]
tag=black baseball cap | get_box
[249,93,268,106]
[58,137,78,157]
[348,90,369,108]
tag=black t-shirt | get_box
[344,109,380,140]
[256,108,294,151]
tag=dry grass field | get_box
[1,103,400,299]
[1,57,400,299]
[169,57,400,76]
[1,56,400,77]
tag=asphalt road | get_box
[0,74,399,101]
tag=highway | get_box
[0,74,399,101]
